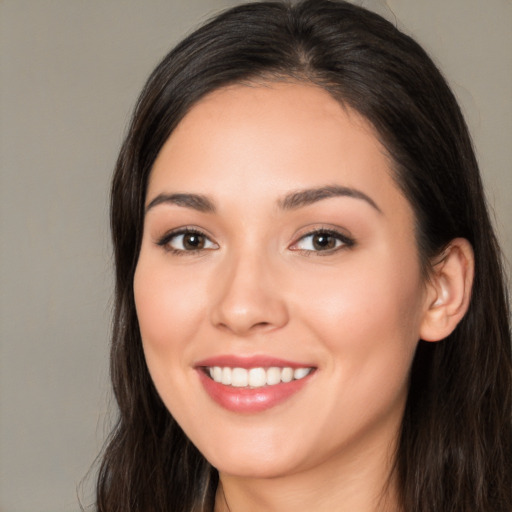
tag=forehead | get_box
[147,82,409,222]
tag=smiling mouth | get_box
[204,366,314,388]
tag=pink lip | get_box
[194,355,316,413]
[195,355,311,369]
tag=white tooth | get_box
[212,366,222,383]
[266,367,281,386]
[221,367,232,385]
[248,368,267,388]
[281,367,294,383]
[209,367,214,379]
[293,368,311,380]
[231,368,248,387]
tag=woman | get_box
[96,1,512,511]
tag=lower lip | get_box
[197,369,313,413]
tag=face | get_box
[134,83,429,480]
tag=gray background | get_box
[1,1,510,511]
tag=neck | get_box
[214,433,401,512]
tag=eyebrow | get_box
[278,185,381,213]
[145,185,381,215]
[146,193,216,213]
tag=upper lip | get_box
[194,355,315,369]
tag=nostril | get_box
[215,319,279,336]
[253,321,272,330]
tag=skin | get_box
[133,82,471,512]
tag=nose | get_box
[209,251,289,336]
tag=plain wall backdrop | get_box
[1,1,510,511]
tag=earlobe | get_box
[420,238,475,342]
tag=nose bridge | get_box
[210,244,288,335]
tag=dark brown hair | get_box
[97,1,512,511]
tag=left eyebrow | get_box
[278,185,382,213]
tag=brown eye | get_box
[159,229,218,253]
[291,229,355,253]
[311,233,337,251]
[182,233,206,250]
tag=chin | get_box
[211,457,298,480]
[192,434,297,479]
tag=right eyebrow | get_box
[145,193,216,214]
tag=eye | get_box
[291,229,354,253]
[157,229,218,253]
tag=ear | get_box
[420,238,474,342]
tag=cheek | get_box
[133,257,213,425]
[134,258,204,343]
[290,255,424,437]
[133,257,208,392]
[291,250,424,376]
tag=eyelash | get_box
[156,227,355,256]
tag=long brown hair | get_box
[97,1,512,510]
